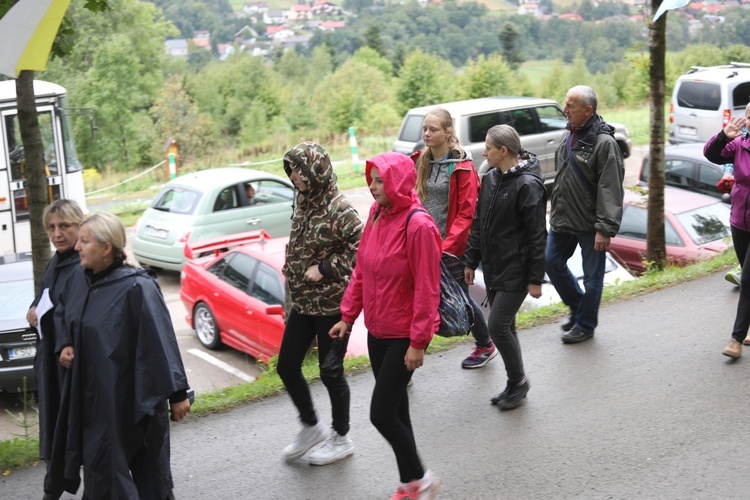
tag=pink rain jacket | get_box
[340,153,441,349]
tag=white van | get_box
[393,96,631,187]
[669,62,750,145]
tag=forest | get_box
[5,0,750,173]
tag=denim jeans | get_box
[545,230,607,334]
[459,280,491,347]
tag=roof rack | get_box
[687,62,750,74]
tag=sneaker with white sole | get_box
[461,343,498,369]
[282,422,328,462]
[389,470,441,500]
[307,429,354,465]
[725,265,741,286]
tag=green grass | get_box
[601,104,667,147]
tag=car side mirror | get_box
[266,304,285,317]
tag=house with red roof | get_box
[289,4,312,21]
[319,20,346,30]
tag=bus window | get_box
[58,96,83,173]
[5,112,62,222]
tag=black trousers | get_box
[277,309,350,435]
[368,334,424,484]
[731,225,750,342]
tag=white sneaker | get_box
[416,470,441,499]
[282,422,327,462]
[307,429,354,465]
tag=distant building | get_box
[319,20,345,30]
[263,9,287,24]
[243,1,268,15]
[289,4,312,21]
[278,35,313,50]
[235,25,259,42]
[266,25,295,41]
[312,0,341,15]
[165,39,188,57]
[519,3,539,15]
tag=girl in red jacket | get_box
[330,152,442,499]
[412,107,495,369]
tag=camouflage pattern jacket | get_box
[282,143,363,316]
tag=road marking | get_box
[187,349,256,383]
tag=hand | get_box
[722,173,735,181]
[329,320,351,339]
[464,267,475,285]
[26,307,37,327]
[304,265,324,283]
[723,116,747,140]
[594,231,611,252]
[528,283,542,299]
[59,346,74,369]
[170,398,191,422]
[404,346,425,371]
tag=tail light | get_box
[723,109,731,127]
[669,104,673,124]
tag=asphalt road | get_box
[2,271,748,499]
[0,147,648,442]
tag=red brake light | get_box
[669,104,673,124]
[723,109,731,127]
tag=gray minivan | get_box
[669,62,750,144]
[393,97,631,187]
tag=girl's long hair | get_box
[415,108,461,201]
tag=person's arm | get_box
[442,166,479,255]
[461,178,485,272]
[704,127,739,165]
[405,214,441,351]
[594,136,625,238]
[313,204,363,282]
[518,179,548,286]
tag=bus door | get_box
[2,107,63,253]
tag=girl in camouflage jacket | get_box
[276,142,363,465]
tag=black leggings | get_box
[368,333,425,484]
[731,226,750,342]
[276,310,350,435]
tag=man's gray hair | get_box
[569,85,598,113]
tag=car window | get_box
[207,255,231,277]
[511,108,535,136]
[213,186,240,212]
[0,278,34,321]
[619,205,684,246]
[250,263,284,305]
[253,180,294,205]
[152,187,202,215]
[537,105,567,132]
[732,82,750,109]
[664,160,694,189]
[675,203,731,245]
[219,252,257,291]
[398,113,425,143]
[677,81,721,111]
[697,163,723,196]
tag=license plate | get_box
[145,226,168,239]
[678,126,697,136]
[8,346,36,360]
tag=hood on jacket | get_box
[366,152,420,213]
[567,114,614,152]
[283,142,337,198]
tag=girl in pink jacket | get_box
[330,152,442,499]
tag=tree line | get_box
[20,0,750,172]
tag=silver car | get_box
[0,252,37,393]
[132,168,294,271]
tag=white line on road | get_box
[188,349,256,383]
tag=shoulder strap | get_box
[405,208,426,233]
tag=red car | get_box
[608,186,732,275]
[179,231,368,363]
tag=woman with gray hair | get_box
[462,125,548,410]
[54,212,191,499]
[26,199,83,500]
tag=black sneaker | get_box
[497,378,530,410]
[561,327,594,344]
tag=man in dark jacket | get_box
[546,85,624,344]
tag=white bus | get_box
[0,80,88,254]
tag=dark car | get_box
[609,186,732,275]
[0,253,37,393]
[638,143,729,202]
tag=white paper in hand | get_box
[35,288,54,340]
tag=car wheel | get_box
[194,302,222,349]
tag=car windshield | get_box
[676,203,731,245]
[0,279,33,321]
[152,187,202,215]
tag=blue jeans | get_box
[545,230,607,334]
